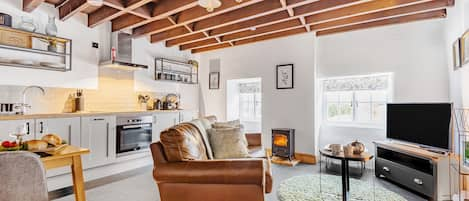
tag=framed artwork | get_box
[276,64,294,89]
[454,38,462,70]
[462,30,469,65]
[209,72,220,89]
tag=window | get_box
[322,74,392,126]
[227,78,262,132]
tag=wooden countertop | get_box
[0,109,187,120]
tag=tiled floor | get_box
[52,163,426,201]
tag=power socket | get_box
[92,42,99,48]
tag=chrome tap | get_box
[18,86,45,114]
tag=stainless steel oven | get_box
[116,115,152,156]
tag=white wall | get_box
[316,19,450,153]
[198,33,317,154]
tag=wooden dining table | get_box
[40,145,90,201]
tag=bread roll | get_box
[41,134,62,146]
[26,140,48,150]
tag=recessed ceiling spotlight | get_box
[250,27,256,31]
[235,0,243,3]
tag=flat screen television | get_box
[386,103,452,151]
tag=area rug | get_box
[277,174,407,201]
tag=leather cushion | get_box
[160,123,208,162]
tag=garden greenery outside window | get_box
[322,73,393,127]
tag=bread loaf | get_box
[26,140,48,150]
[41,134,62,146]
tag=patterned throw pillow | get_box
[207,127,250,159]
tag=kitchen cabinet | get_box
[152,112,179,142]
[179,110,198,123]
[34,117,81,177]
[81,116,116,169]
[35,117,81,146]
[0,119,35,141]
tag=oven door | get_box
[116,123,152,155]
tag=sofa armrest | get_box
[245,133,262,147]
[154,159,265,185]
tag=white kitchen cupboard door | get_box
[152,112,180,142]
[81,116,116,169]
[35,117,81,146]
[35,117,81,177]
[0,119,35,142]
[179,110,198,123]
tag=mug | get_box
[330,144,342,155]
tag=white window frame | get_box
[320,73,393,128]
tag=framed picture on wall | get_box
[461,30,469,65]
[276,64,294,89]
[209,72,220,89]
[454,38,462,70]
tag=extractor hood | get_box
[100,32,148,71]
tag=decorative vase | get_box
[18,16,36,32]
[349,140,365,154]
[45,15,57,36]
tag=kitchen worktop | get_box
[0,109,185,120]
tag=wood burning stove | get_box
[272,128,295,160]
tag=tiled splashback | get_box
[0,69,168,114]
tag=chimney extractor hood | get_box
[100,32,148,71]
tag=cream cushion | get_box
[207,127,250,159]
[212,119,241,128]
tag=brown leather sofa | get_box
[150,117,272,201]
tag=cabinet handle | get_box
[68,125,72,145]
[39,122,44,134]
[413,178,423,185]
[379,174,386,178]
[93,118,105,121]
[26,122,30,135]
[382,167,390,172]
[106,122,109,157]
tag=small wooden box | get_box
[0,28,32,48]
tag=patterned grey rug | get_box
[278,174,407,201]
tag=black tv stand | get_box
[374,141,450,201]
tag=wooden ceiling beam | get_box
[151,26,191,43]
[180,38,219,50]
[112,14,147,31]
[305,0,426,24]
[112,0,199,32]
[191,43,232,54]
[59,0,91,20]
[311,0,453,31]
[221,18,302,41]
[88,0,153,28]
[23,0,45,12]
[166,0,360,47]
[316,9,447,36]
[293,0,362,16]
[192,0,283,31]
[133,0,261,37]
[191,27,307,53]
[166,32,207,47]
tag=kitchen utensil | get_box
[0,13,12,27]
